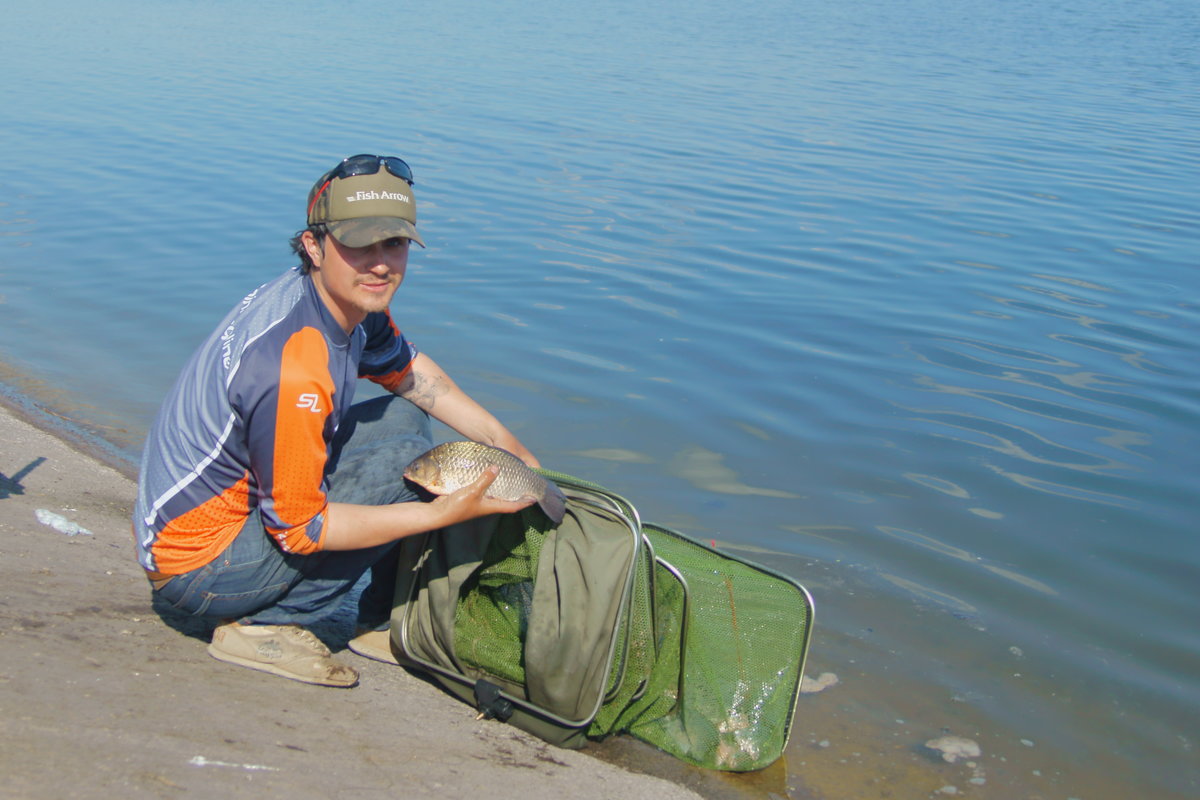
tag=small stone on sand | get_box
[800,672,839,694]
[924,735,982,764]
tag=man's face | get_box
[303,231,409,332]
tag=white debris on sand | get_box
[189,755,279,772]
[924,735,982,763]
[34,509,92,536]
[800,671,840,694]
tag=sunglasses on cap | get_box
[327,153,414,185]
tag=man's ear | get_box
[301,230,324,267]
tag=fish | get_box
[403,441,567,525]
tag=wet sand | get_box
[0,400,708,800]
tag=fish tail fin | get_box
[539,484,567,526]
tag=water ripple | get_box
[4,1,1199,796]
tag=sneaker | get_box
[347,627,399,665]
[207,622,359,688]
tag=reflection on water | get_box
[2,0,1199,797]
[540,347,635,373]
[669,446,800,499]
[573,448,656,464]
[878,572,977,615]
[982,462,1137,509]
[878,525,1058,597]
[903,473,971,499]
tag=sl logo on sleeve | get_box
[296,393,323,413]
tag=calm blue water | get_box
[2,1,1197,796]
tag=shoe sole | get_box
[347,629,400,665]
[207,643,359,688]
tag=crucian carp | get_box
[404,441,566,525]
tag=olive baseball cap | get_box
[306,159,426,248]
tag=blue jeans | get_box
[154,395,432,627]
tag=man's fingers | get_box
[470,465,501,492]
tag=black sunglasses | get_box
[327,153,414,185]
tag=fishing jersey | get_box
[133,267,417,575]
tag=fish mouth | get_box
[403,472,446,495]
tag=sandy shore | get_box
[0,400,707,800]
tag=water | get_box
[2,0,1197,796]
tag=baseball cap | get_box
[306,154,426,248]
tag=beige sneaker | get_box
[347,627,399,665]
[207,623,359,688]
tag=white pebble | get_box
[1020,738,1035,747]
[925,736,982,763]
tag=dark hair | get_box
[290,224,329,274]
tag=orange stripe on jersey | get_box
[269,326,334,554]
[150,472,253,575]
[369,360,414,393]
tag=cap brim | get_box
[327,217,426,248]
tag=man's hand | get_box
[322,466,534,551]
[428,465,536,526]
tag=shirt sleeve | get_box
[240,325,334,554]
[359,310,417,393]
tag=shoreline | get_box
[0,391,721,800]
[0,372,140,482]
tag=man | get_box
[133,154,538,688]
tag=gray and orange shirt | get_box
[133,267,417,576]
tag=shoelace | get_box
[284,625,331,656]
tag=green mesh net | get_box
[630,525,813,771]
[454,517,547,686]
[400,473,813,771]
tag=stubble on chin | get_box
[353,282,400,316]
